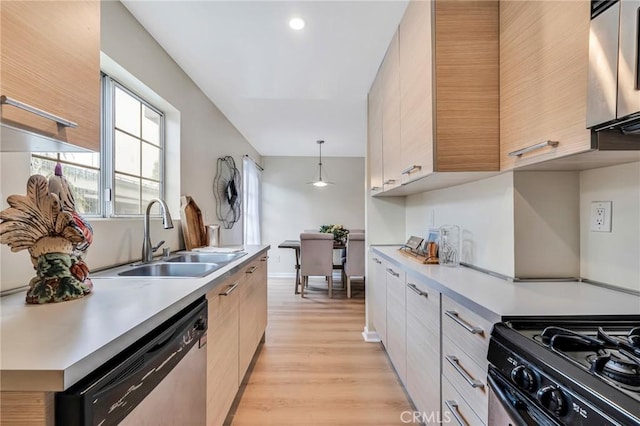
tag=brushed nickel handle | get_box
[372,257,382,264]
[246,266,257,274]
[386,268,399,277]
[219,282,239,296]
[444,400,468,426]
[260,256,269,261]
[445,355,485,389]
[445,310,484,335]
[407,283,428,298]
[0,95,78,128]
[401,165,422,175]
[508,140,559,157]
[370,186,381,191]
[383,179,396,185]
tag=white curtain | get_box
[243,157,262,245]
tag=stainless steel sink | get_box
[118,262,220,277]
[167,252,247,264]
[93,262,221,278]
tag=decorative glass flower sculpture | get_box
[0,165,93,304]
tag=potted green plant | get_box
[319,224,349,244]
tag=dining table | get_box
[278,239,346,291]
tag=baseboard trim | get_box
[362,327,381,343]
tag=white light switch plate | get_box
[590,201,612,232]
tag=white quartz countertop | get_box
[0,245,269,392]
[372,246,640,323]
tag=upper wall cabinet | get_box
[0,1,100,152]
[500,0,590,170]
[381,32,402,191]
[367,0,500,196]
[400,0,499,182]
[367,72,384,194]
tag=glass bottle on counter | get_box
[438,225,460,267]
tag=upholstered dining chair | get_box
[300,232,335,298]
[343,233,365,298]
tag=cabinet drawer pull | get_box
[219,282,239,296]
[372,257,382,264]
[370,186,381,191]
[383,179,396,185]
[246,266,258,274]
[401,165,422,175]
[445,310,484,335]
[0,95,78,128]
[508,140,559,157]
[407,283,428,298]
[444,400,468,426]
[386,268,399,277]
[260,256,269,261]
[445,355,484,389]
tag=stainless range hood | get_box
[587,0,640,135]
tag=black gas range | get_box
[487,316,640,426]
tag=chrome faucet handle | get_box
[152,240,166,253]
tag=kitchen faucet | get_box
[141,198,174,264]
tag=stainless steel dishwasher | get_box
[56,298,208,426]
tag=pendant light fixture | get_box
[308,140,334,187]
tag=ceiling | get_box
[121,1,408,157]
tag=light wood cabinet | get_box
[500,0,591,170]
[207,252,268,426]
[370,254,387,344]
[397,0,500,184]
[405,277,441,423]
[0,391,53,426]
[442,376,485,426]
[206,272,242,426]
[381,31,402,191]
[367,69,384,193]
[398,0,434,181]
[0,1,100,151]
[385,264,406,384]
[441,295,491,424]
[239,255,268,381]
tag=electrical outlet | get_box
[590,201,612,232]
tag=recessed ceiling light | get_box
[289,17,305,31]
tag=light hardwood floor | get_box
[228,277,414,425]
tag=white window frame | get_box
[101,73,166,217]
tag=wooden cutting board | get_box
[180,195,208,250]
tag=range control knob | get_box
[510,365,537,391]
[536,385,567,416]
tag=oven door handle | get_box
[488,368,562,426]
[488,373,529,426]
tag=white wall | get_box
[514,172,580,279]
[405,173,516,277]
[580,162,640,292]
[262,156,365,276]
[0,2,260,292]
[402,164,639,291]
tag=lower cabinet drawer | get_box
[442,376,486,426]
[442,296,492,368]
[442,336,488,423]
